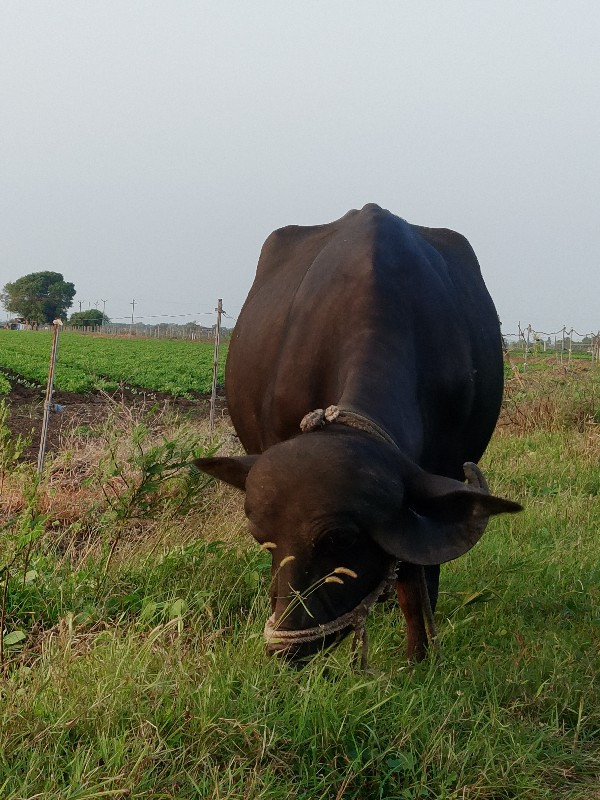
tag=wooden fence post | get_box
[37,319,63,475]
[568,329,573,365]
[523,324,531,372]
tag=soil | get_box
[3,380,227,461]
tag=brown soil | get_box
[3,381,227,461]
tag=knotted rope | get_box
[300,405,398,448]
[264,404,488,667]
[262,407,399,669]
[300,404,440,662]
[264,562,397,668]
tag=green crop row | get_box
[0,373,11,395]
[0,331,226,397]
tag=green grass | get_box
[0,371,599,798]
[0,330,226,396]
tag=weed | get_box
[0,400,31,495]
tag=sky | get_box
[1,1,599,337]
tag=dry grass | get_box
[499,363,600,435]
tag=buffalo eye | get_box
[317,527,360,557]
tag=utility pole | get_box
[209,299,223,435]
[101,299,107,325]
[78,300,82,313]
[131,299,135,326]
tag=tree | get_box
[1,271,75,325]
[69,309,109,327]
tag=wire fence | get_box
[4,309,237,340]
[6,312,599,472]
[60,323,233,341]
[503,324,600,370]
[4,311,600,367]
[56,320,600,364]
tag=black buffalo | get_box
[196,204,521,662]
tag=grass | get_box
[0,367,599,798]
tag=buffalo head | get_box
[195,428,520,661]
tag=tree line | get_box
[1,271,107,327]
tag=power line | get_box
[107,311,229,321]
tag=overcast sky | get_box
[1,2,598,335]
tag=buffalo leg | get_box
[396,562,428,661]
[423,564,440,611]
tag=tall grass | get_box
[1,370,599,799]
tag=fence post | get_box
[209,299,223,435]
[568,329,573,365]
[523,324,531,372]
[37,319,63,475]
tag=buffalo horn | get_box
[463,461,489,494]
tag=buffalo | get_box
[196,204,521,663]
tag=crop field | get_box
[0,366,599,798]
[0,330,225,396]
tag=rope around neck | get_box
[300,405,397,448]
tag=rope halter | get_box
[263,405,401,667]
[264,404,489,666]
[264,561,397,666]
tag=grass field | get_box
[0,367,599,798]
[0,330,225,396]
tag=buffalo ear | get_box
[193,455,259,491]
[370,465,522,566]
